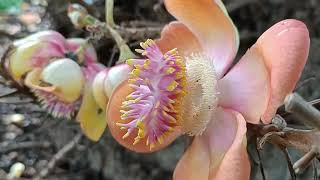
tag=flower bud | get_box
[24,58,84,118]
[3,31,66,84]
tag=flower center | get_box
[181,53,219,136]
[117,39,187,150]
[117,39,219,149]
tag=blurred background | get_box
[0,0,319,179]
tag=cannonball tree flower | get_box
[106,0,310,179]
[1,30,132,141]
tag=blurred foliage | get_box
[0,0,22,13]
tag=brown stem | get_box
[279,147,296,180]
[0,141,51,154]
[293,147,318,174]
[285,93,320,130]
[33,133,82,179]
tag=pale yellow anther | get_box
[168,48,178,55]
[146,39,155,46]
[137,128,145,138]
[120,115,127,120]
[126,59,134,66]
[120,110,127,114]
[130,69,141,77]
[128,79,136,84]
[135,49,144,54]
[126,95,134,100]
[122,131,130,139]
[157,136,163,144]
[136,120,144,129]
[133,137,141,145]
[143,59,151,69]
[166,67,176,74]
[116,122,124,127]
[162,110,176,123]
[134,64,142,69]
[168,99,175,105]
[166,80,178,91]
[155,101,160,108]
[140,42,148,49]
[149,143,155,150]
[162,106,174,112]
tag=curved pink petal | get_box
[164,0,239,77]
[256,19,310,122]
[218,19,309,124]
[173,108,249,180]
[13,30,66,50]
[218,47,270,124]
[155,21,202,56]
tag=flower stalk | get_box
[68,3,136,64]
[106,0,115,27]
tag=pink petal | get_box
[218,47,270,124]
[13,30,66,50]
[164,0,239,77]
[173,108,249,180]
[256,19,310,122]
[156,21,202,56]
[218,19,309,124]
[103,63,131,98]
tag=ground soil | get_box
[0,0,320,180]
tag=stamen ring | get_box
[181,53,219,136]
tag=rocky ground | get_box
[0,0,320,179]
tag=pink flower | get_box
[2,31,103,119]
[2,30,133,141]
[105,0,309,179]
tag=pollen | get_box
[116,39,186,150]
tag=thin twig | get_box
[33,133,82,180]
[107,45,117,67]
[285,93,320,130]
[0,89,18,98]
[312,160,318,180]
[0,141,51,153]
[280,147,296,180]
[295,75,317,90]
[254,139,266,180]
[116,26,162,40]
[293,147,318,174]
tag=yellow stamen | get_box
[126,59,134,66]
[130,69,141,77]
[135,49,144,54]
[166,67,176,74]
[143,59,151,69]
[166,80,178,91]
[122,131,130,139]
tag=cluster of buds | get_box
[1,30,103,118]
[0,30,131,140]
